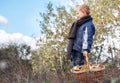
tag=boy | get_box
[67,4,95,66]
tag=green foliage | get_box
[85,0,120,64]
[31,2,76,82]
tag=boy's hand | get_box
[83,51,91,69]
[83,51,88,57]
[83,51,89,64]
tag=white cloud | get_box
[50,0,83,7]
[0,30,38,50]
[0,16,8,25]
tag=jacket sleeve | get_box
[82,25,95,53]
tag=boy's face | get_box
[76,9,87,19]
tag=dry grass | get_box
[0,44,120,83]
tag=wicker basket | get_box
[71,64,105,83]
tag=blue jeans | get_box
[71,50,84,66]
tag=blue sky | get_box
[0,0,82,49]
[0,0,82,37]
[0,0,51,36]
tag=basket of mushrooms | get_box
[71,55,105,82]
[71,64,105,82]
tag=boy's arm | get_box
[82,25,95,65]
[82,25,95,54]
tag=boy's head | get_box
[76,4,90,19]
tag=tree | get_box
[31,2,76,83]
[86,0,120,65]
